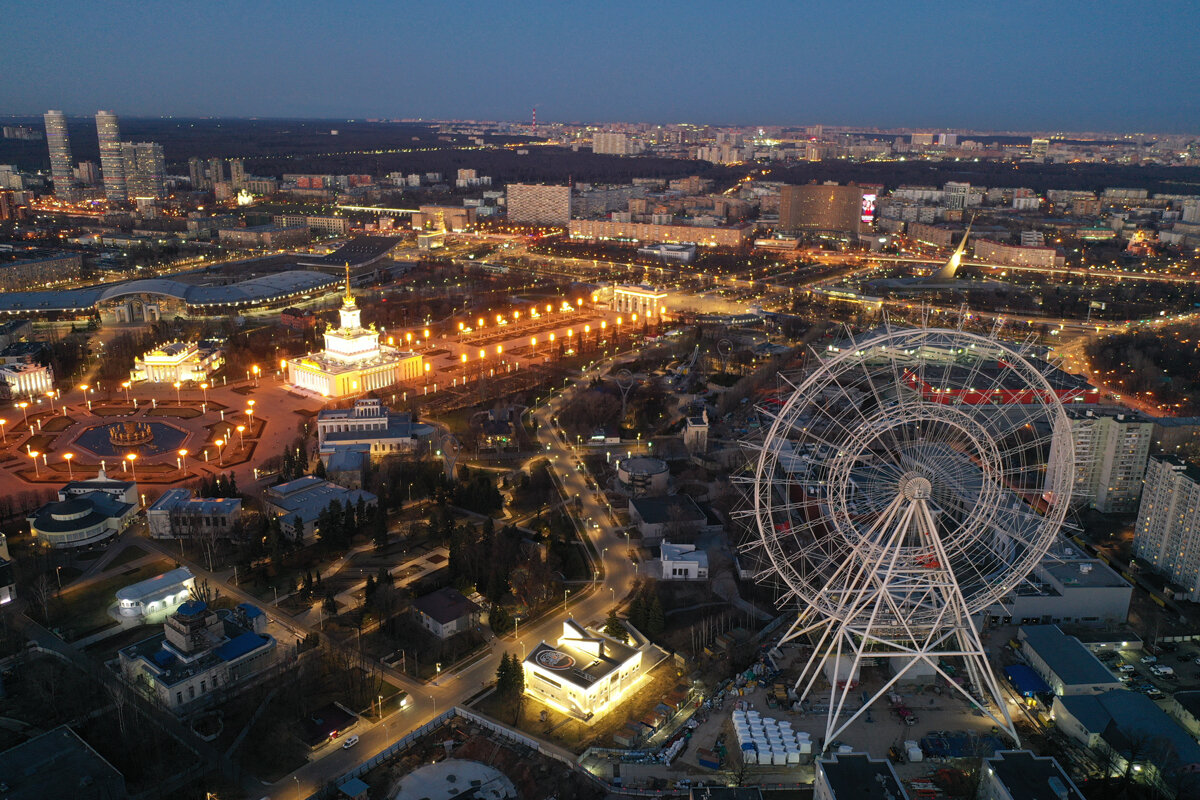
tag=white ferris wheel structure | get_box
[740,322,1075,749]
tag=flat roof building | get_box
[146,488,242,540]
[0,725,126,800]
[779,184,863,237]
[116,566,195,620]
[1018,625,1124,696]
[263,475,376,540]
[523,619,644,721]
[815,752,909,800]
[979,750,1084,800]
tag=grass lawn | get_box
[106,544,147,569]
[50,557,176,640]
[147,407,201,419]
[41,415,77,432]
[25,434,55,453]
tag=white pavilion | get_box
[285,268,423,398]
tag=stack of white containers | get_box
[731,710,811,767]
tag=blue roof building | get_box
[1018,625,1123,696]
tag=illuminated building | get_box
[523,619,643,721]
[1048,408,1153,513]
[569,218,754,247]
[273,213,350,236]
[974,238,1063,269]
[778,184,863,236]
[316,398,434,459]
[43,111,79,201]
[118,600,275,713]
[0,361,54,399]
[1030,138,1051,162]
[217,224,309,249]
[0,249,82,290]
[612,285,667,317]
[131,340,224,383]
[286,268,423,398]
[592,132,643,155]
[0,534,14,606]
[1134,456,1200,601]
[28,467,138,549]
[505,183,572,226]
[120,141,165,200]
[96,111,127,204]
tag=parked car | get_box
[1119,664,1136,672]
[1118,675,1132,683]
[1141,655,1158,664]
[341,735,360,750]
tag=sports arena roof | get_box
[0,270,339,314]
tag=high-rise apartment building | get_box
[1134,456,1200,600]
[188,156,206,189]
[1047,408,1153,513]
[1030,138,1050,162]
[95,110,127,205]
[505,183,572,226]
[43,111,79,201]
[778,184,863,235]
[121,142,165,199]
[229,159,246,189]
[592,132,642,156]
[207,157,226,186]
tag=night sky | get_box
[3,0,1198,132]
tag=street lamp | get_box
[46,390,57,413]
[125,452,137,480]
[236,425,246,450]
[28,450,40,477]
[173,381,182,406]
[121,381,131,403]
[251,365,260,386]
[177,448,188,474]
[63,452,74,479]
[200,382,209,405]
[0,418,7,444]
[78,383,88,407]
[215,438,225,465]
[18,402,28,426]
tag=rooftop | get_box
[525,619,640,691]
[1020,625,1119,687]
[1058,690,1200,769]
[0,725,126,800]
[412,586,480,625]
[1043,559,1129,589]
[115,566,194,603]
[631,494,706,525]
[818,753,908,799]
[984,750,1084,800]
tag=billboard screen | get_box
[861,194,876,224]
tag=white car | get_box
[1118,664,1136,672]
[1141,655,1158,664]
[341,735,360,750]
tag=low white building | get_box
[0,360,53,399]
[660,541,708,580]
[116,566,195,620]
[411,586,481,639]
[316,398,434,459]
[523,619,644,721]
[131,340,223,383]
[1018,625,1124,696]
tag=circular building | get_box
[29,493,137,549]
[616,455,669,497]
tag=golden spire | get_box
[343,261,353,304]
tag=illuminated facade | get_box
[43,111,79,202]
[132,340,223,383]
[523,619,643,721]
[612,285,667,317]
[569,218,753,247]
[286,270,422,398]
[96,111,127,204]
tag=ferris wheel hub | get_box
[899,474,932,500]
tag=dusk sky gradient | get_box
[3,0,1198,132]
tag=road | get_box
[124,358,643,798]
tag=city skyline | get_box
[3,1,1199,133]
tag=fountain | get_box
[108,421,155,452]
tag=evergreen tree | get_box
[377,566,393,587]
[604,608,629,643]
[323,592,337,616]
[313,459,327,479]
[629,593,647,630]
[490,605,512,634]
[647,595,666,637]
[496,652,514,694]
[364,574,377,606]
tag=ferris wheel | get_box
[741,325,1074,747]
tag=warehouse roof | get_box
[1020,625,1119,688]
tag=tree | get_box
[323,592,338,617]
[313,459,327,479]
[490,605,513,634]
[496,652,515,695]
[646,595,666,637]
[604,608,629,643]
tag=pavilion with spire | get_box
[284,264,423,398]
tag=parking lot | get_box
[1098,640,1200,701]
